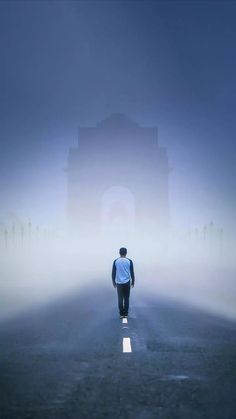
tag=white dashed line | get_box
[122,318,128,324]
[123,337,132,353]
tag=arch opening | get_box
[100,186,135,240]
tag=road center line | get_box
[123,337,132,353]
[122,318,128,324]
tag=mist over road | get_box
[0,284,236,419]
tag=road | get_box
[0,284,236,419]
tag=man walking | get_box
[112,247,135,318]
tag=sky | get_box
[0,0,236,234]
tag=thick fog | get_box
[1,178,235,321]
[0,1,236,320]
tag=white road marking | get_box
[122,318,128,324]
[123,337,132,353]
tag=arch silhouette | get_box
[67,114,169,239]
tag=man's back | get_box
[112,247,135,318]
[112,256,135,286]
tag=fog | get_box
[0,1,236,322]
[1,206,235,321]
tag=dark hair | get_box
[119,247,127,256]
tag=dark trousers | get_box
[116,281,130,316]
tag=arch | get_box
[100,186,135,237]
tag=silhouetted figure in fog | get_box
[112,247,135,318]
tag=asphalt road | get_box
[0,284,236,419]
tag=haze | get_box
[0,0,235,320]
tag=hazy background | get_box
[0,0,235,319]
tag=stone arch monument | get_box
[66,114,169,241]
